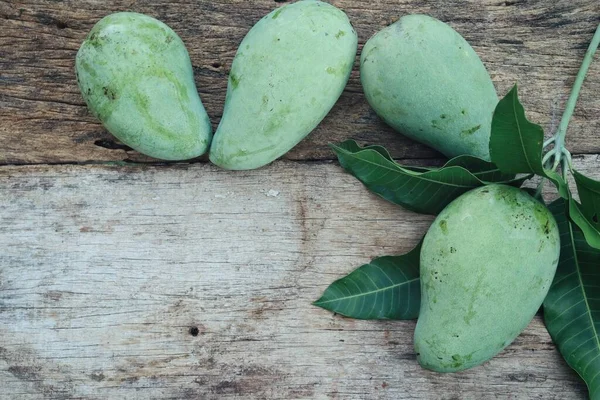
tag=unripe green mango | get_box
[76,12,212,160]
[415,185,560,372]
[360,15,498,160]
[209,0,358,170]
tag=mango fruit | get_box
[415,185,560,372]
[209,0,358,170]
[360,15,498,160]
[76,12,212,160]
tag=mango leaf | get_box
[444,156,514,182]
[489,85,571,200]
[332,140,529,215]
[334,140,432,173]
[489,84,546,176]
[546,168,571,200]
[544,169,600,250]
[544,199,600,398]
[313,240,422,320]
[573,170,600,227]
[569,195,600,251]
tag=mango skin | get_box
[76,12,212,160]
[360,15,498,160]
[415,185,560,372]
[209,0,358,170]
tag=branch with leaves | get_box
[316,22,600,398]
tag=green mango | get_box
[415,185,560,372]
[76,12,212,160]
[360,15,498,160]
[209,0,358,170]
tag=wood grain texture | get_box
[1,159,598,399]
[0,0,599,164]
[1,0,600,398]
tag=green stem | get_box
[534,177,546,201]
[552,23,600,161]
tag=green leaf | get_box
[314,241,422,320]
[544,199,600,398]
[545,169,600,250]
[573,169,600,227]
[546,169,571,200]
[569,196,600,251]
[333,140,432,173]
[332,140,529,215]
[444,156,514,182]
[489,84,546,176]
[489,85,571,200]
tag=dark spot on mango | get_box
[460,125,481,137]
[543,220,551,235]
[439,220,448,235]
[335,30,346,39]
[102,86,117,100]
[431,119,443,131]
[230,73,241,90]
[464,310,476,325]
[272,7,284,19]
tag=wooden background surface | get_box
[1,0,599,398]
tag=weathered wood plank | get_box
[0,159,596,399]
[0,0,598,164]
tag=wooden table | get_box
[1,1,598,398]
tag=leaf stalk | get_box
[543,23,600,175]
